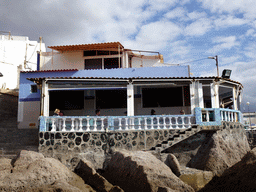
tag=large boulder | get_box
[0,157,94,192]
[149,152,181,177]
[179,167,214,191]
[102,150,194,192]
[188,126,250,176]
[12,150,44,172]
[199,147,256,192]
[75,158,123,192]
[78,150,106,170]
[0,158,12,177]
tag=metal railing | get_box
[39,115,196,132]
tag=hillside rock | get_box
[102,149,194,192]
[188,126,250,176]
[0,157,93,192]
[199,147,256,192]
[75,158,123,192]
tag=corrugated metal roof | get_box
[48,42,124,52]
[21,69,79,73]
[23,66,242,86]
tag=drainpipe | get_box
[37,36,42,71]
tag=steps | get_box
[0,92,39,159]
[150,126,202,152]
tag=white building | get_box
[18,42,243,129]
[243,112,256,129]
[0,34,46,90]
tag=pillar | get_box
[127,83,134,116]
[42,81,49,116]
[210,82,219,108]
[233,86,238,110]
[190,81,196,114]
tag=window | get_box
[31,85,37,93]
[84,59,102,69]
[104,58,120,69]
[83,50,122,57]
[49,90,84,110]
[96,89,127,109]
[84,58,121,69]
[142,87,183,108]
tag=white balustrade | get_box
[45,115,195,132]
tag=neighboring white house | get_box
[0,34,46,90]
[243,112,256,128]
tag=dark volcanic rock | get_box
[0,156,93,192]
[75,158,123,192]
[188,126,250,176]
[103,149,194,192]
[199,147,256,192]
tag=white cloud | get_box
[130,21,182,50]
[187,11,207,20]
[164,7,187,19]
[246,29,255,36]
[214,15,248,28]
[185,18,213,36]
[198,0,256,19]
[147,0,179,11]
[244,43,256,60]
[221,56,241,65]
[207,36,240,54]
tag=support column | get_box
[127,83,134,116]
[233,86,238,110]
[42,81,49,116]
[124,51,129,68]
[210,82,219,108]
[198,82,204,108]
[190,81,196,114]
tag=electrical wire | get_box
[175,58,209,65]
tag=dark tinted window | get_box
[96,89,127,109]
[83,50,97,56]
[50,90,84,110]
[142,87,183,108]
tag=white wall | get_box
[131,57,161,68]
[0,35,46,89]
[40,50,162,70]
[18,101,40,129]
[40,50,84,70]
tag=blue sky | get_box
[1,0,256,112]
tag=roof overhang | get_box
[26,76,243,88]
[48,42,124,52]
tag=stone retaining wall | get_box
[39,122,245,168]
[39,129,179,167]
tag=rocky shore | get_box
[1,91,255,191]
[1,138,255,192]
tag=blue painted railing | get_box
[38,108,243,132]
[195,107,242,126]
